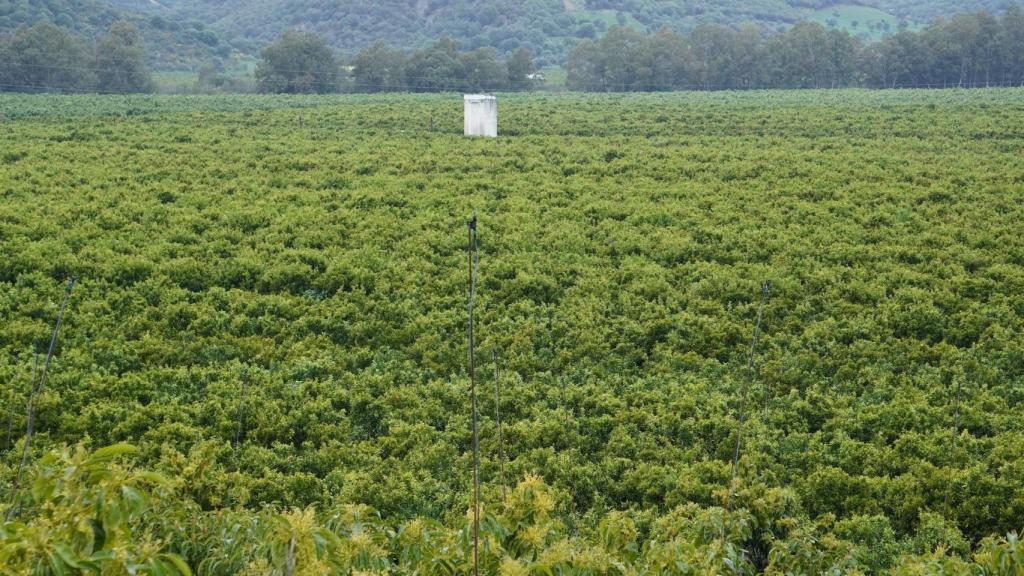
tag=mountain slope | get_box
[125,0,1022,65]
[3,0,1020,68]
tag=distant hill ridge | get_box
[1,0,1019,68]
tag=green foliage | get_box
[6,446,1024,573]
[0,22,95,92]
[507,47,538,90]
[0,444,190,575]
[0,20,155,94]
[0,0,229,69]
[2,90,1024,572]
[107,0,1016,68]
[1,0,1019,73]
[256,30,340,94]
[95,21,155,94]
[567,10,1024,91]
[351,38,538,93]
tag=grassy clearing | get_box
[808,4,919,40]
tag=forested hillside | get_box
[0,0,232,68]
[3,0,1021,68]
[129,0,1022,65]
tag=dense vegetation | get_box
[350,40,537,93]
[7,8,1021,95]
[568,9,1024,90]
[3,0,1022,70]
[253,34,538,94]
[255,30,341,95]
[113,0,1022,65]
[2,2,1023,92]
[0,0,231,68]
[0,20,153,93]
[2,89,1024,572]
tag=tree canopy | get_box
[567,8,1024,91]
[0,20,154,93]
[255,30,340,94]
[350,38,538,93]
[96,21,154,94]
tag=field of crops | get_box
[2,90,1024,574]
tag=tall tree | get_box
[461,48,506,92]
[1001,5,1024,85]
[767,22,834,88]
[688,25,740,89]
[826,29,860,88]
[404,37,464,92]
[731,25,767,89]
[944,14,985,86]
[565,38,602,90]
[256,30,339,94]
[599,26,647,91]
[974,12,1003,85]
[351,41,406,92]
[0,22,94,93]
[506,47,536,91]
[95,21,153,94]
[640,28,690,91]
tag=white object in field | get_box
[464,94,498,137]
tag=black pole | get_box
[467,215,480,576]
[724,281,769,528]
[945,371,964,517]
[234,367,249,451]
[493,348,506,500]
[7,275,76,521]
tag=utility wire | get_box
[2,79,1019,101]
[493,347,506,500]
[723,281,770,534]
[1,58,1022,95]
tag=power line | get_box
[2,76,1021,98]
[3,56,1024,94]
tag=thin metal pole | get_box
[951,376,963,448]
[724,281,770,524]
[945,371,964,516]
[467,215,480,576]
[559,375,578,505]
[493,348,506,499]
[8,276,75,521]
[234,367,249,451]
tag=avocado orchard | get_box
[1,90,1023,573]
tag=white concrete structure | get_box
[464,94,497,137]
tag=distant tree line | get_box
[255,32,539,93]
[567,7,1024,91]
[0,21,153,93]
[350,38,537,92]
